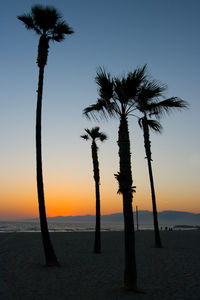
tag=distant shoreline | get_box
[173,224,200,229]
[1,210,200,226]
[1,219,200,233]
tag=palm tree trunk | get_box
[36,65,59,265]
[142,118,162,248]
[94,181,101,253]
[92,142,101,253]
[118,115,137,290]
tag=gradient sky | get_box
[1,0,200,220]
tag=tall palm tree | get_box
[83,66,147,291]
[81,127,107,253]
[17,5,74,266]
[136,80,188,248]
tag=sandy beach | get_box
[0,230,200,299]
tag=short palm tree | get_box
[81,127,107,253]
[17,5,74,266]
[83,66,147,291]
[136,80,188,248]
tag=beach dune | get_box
[0,230,200,299]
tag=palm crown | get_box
[18,5,74,68]
[17,5,73,42]
[83,65,147,120]
[81,127,107,143]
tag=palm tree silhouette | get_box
[136,79,188,248]
[83,66,147,291]
[81,127,107,253]
[17,5,73,266]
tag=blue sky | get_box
[0,0,200,219]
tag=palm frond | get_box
[131,186,137,193]
[147,119,163,133]
[83,98,116,120]
[125,64,148,99]
[95,67,114,101]
[87,126,100,134]
[90,127,107,142]
[31,5,60,31]
[114,77,129,105]
[83,100,106,121]
[99,133,107,142]
[80,134,89,140]
[136,80,167,113]
[52,21,74,41]
[17,14,41,34]
[113,66,148,113]
[85,127,99,137]
[114,172,122,194]
[138,118,143,129]
[141,80,166,101]
[132,64,147,82]
[151,97,189,117]
[138,117,162,133]
[114,172,136,195]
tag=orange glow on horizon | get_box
[1,193,199,221]
[1,174,199,220]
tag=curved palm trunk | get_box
[142,118,162,248]
[36,36,59,266]
[117,115,137,290]
[91,141,101,253]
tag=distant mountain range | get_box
[26,210,200,226]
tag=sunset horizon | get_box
[1,207,200,222]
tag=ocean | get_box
[0,221,157,233]
[1,221,194,233]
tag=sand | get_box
[0,230,200,299]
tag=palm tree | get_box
[136,80,188,248]
[83,66,147,291]
[81,127,107,253]
[17,5,74,266]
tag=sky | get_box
[0,0,200,220]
